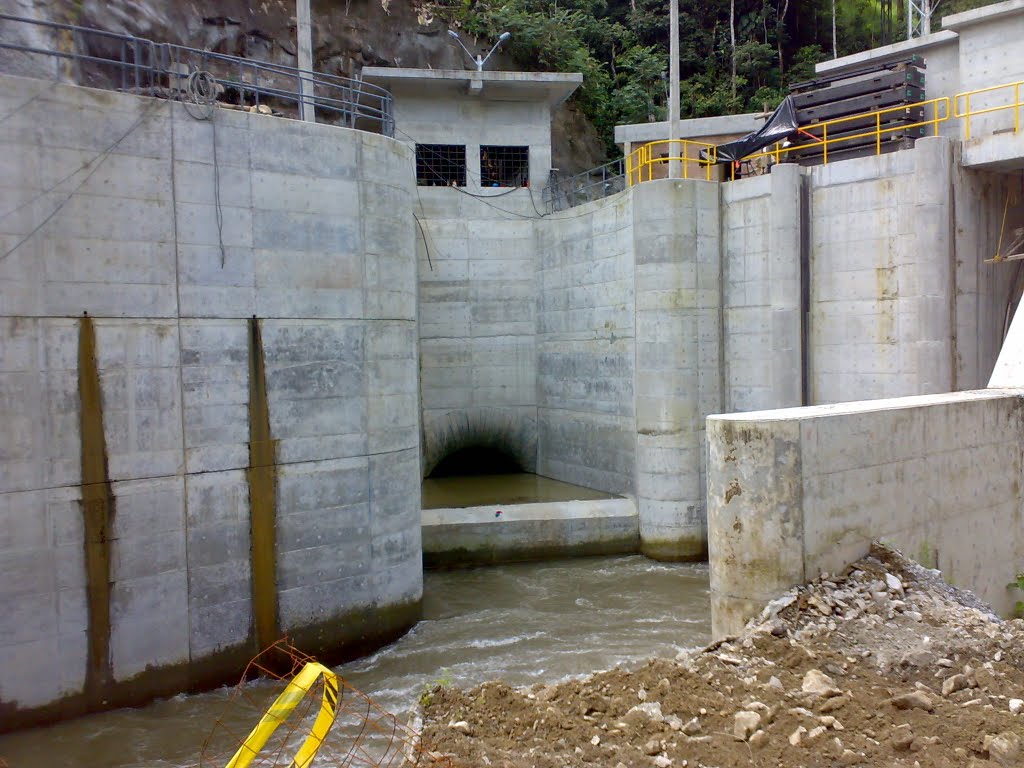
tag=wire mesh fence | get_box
[199,641,454,768]
[543,158,625,213]
[0,13,394,135]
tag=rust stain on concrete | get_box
[78,314,115,700]
[724,479,743,504]
[247,317,280,650]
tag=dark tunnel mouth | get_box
[427,446,525,478]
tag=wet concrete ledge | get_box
[422,498,639,568]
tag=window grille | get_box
[416,144,466,186]
[480,145,530,188]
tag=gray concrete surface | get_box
[537,194,637,496]
[0,74,421,724]
[422,497,638,567]
[721,164,802,412]
[708,389,1024,638]
[808,137,956,402]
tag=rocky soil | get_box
[421,544,1024,767]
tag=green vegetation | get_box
[418,668,454,708]
[432,0,1001,155]
[1009,572,1024,618]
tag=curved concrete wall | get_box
[0,74,421,729]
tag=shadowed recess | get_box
[422,410,537,478]
[428,446,524,478]
[247,317,280,651]
[78,314,115,700]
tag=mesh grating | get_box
[416,144,467,187]
[480,145,529,187]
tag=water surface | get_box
[0,555,710,768]
[422,473,618,508]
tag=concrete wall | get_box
[952,164,1024,388]
[415,191,538,475]
[808,137,955,402]
[721,165,802,412]
[536,194,636,495]
[422,498,638,567]
[0,74,421,728]
[537,179,723,559]
[708,390,1024,638]
[632,180,722,560]
[946,1,1024,141]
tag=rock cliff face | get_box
[2,0,604,172]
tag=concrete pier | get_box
[0,74,422,727]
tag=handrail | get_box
[625,139,717,185]
[544,157,625,213]
[954,79,1023,140]
[0,13,395,135]
[739,96,950,175]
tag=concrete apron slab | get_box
[422,498,639,567]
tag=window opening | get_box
[416,144,467,187]
[480,145,529,188]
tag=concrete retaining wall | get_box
[422,498,638,567]
[536,194,636,495]
[536,180,724,559]
[416,191,538,476]
[632,180,722,560]
[721,165,802,412]
[707,390,1024,638]
[0,74,421,728]
[808,137,955,403]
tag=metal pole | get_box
[669,0,680,179]
[297,0,315,122]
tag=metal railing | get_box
[736,96,950,176]
[0,14,395,136]
[544,158,625,213]
[954,79,1023,140]
[625,139,718,185]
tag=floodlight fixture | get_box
[448,29,512,71]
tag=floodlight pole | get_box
[449,30,511,72]
[668,0,681,178]
[297,0,314,122]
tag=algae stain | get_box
[78,314,115,700]
[724,479,743,504]
[247,317,280,650]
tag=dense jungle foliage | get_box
[433,0,1000,153]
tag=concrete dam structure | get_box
[2,0,1024,731]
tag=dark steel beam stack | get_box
[785,56,927,166]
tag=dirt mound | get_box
[421,544,1024,767]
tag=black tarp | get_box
[701,96,800,164]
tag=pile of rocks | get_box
[421,545,1024,767]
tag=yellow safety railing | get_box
[225,661,339,768]
[736,96,950,177]
[954,79,1024,140]
[626,97,954,186]
[626,139,717,186]
[626,78,1024,186]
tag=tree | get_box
[431,0,1008,159]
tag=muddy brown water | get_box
[422,473,618,508]
[0,556,710,768]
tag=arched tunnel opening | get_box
[422,442,617,510]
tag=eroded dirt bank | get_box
[422,545,1024,767]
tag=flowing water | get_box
[0,556,710,768]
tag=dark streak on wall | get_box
[247,317,280,651]
[78,314,116,702]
